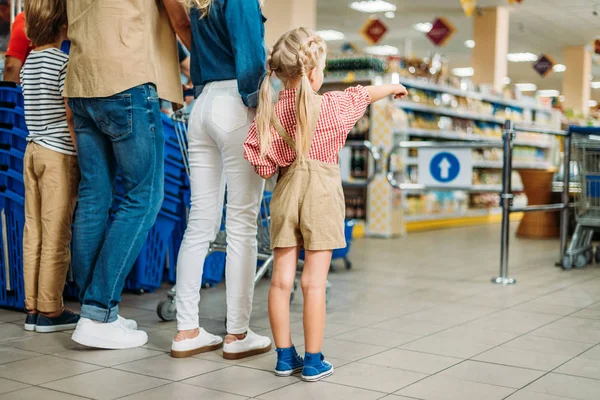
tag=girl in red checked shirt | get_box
[244,27,407,382]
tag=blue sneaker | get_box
[302,352,334,382]
[36,309,80,333]
[275,346,304,377]
[24,313,37,332]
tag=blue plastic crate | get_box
[586,175,600,198]
[0,191,25,309]
[299,220,354,262]
[203,251,226,287]
[125,212,177,292]
[0,123,28,153]
[0,104,26,131]
[0,83,24,108]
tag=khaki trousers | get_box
[23,142,79,312]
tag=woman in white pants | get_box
[171,0,271,359]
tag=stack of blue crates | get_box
[0,82,27,309]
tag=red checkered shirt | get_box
[244,85,371,177]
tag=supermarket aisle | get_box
[1,225,600,399]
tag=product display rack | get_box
[324,64,560,236]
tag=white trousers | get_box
[175,80,264,333]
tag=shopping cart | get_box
[562,135,600,269]
[156,111,311,322]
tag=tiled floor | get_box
[2,225,600,399]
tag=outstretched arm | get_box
[163,0,192,50]
[366,84,408,103]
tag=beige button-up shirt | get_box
[64,0,183,105]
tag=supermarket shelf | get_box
[323,72,377,84]
[404,208,502,222]
[403,157,554,170]
[397,76,552,114]
[397,182,524,193]
[396,101,506,124]
[395,128,555,148]
[405,208,524,232]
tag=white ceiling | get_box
[317,0,600,101]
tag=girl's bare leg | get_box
[301,250,332,353]
[269,246,301,348]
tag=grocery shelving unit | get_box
[392,76,560,234]
[324,63,561,237]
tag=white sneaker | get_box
[71,317,148,349]
[171,328,223,358]
[223,329,271,360]
[118,315,138,330]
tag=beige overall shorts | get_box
[269,97,346,251]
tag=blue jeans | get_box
[69,84,164,323]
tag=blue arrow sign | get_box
[430,152,460,183]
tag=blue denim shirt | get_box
[190,0,266,108]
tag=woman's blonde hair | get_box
[181,0,263,17]
[256,27,327,157]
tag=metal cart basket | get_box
[563,136,600,269]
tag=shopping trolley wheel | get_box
[344,258,352,270]
[595,246,600,263]
[587,250,593,264]
[157,300,177,322]
[575,254,587,269]
[562,255,573,270]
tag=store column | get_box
[262,0,316,46]
[562,46,592,117]
[472,7,510,92]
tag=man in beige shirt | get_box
[64,0,190,349]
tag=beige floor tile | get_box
[431,325,518,347]
[440,360,545,389]
[194,349,273,365]
[506,391,577,400]
[325,311,391,327]
[511,301,581,316]
[371,317,452,336]
[3,332,80,354]
[0,347,41,365]
[119,382,247,400]
[325,361,427,393]
[0,378,28,395]
[256,381,383,400]
[0,386,87,399]
[41,368,169,400]
[473,346,574,371]
[333,327,421,348]
[115,354,228,381]
[0,310,24,323]
[531,317,600,344]
[317,338,388,362]
[361,349,462,374]
[0,355,100,385]
[54,347,163,367]
[579,345,600,361]
[404,304,497,325]
[525,373,600,400]
[400,336,494,359]
[555,357,600,380]
[461,310,561,335]
[571,309,600,320]
[0,325,33,342]
[504,335,593,356]
[397,375,515,400]
[182,365,295,397]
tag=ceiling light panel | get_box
[349,0,396,13]
[507,52,538,62]
[316,30,345,41]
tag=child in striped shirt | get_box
[20,0,79,333]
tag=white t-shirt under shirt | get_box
[20,47,76,155]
